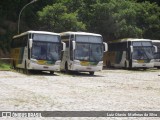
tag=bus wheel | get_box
[107,61,111,68]
[65,62,69,73]
[50,71,54,74]
[89,72,94,75]
[24,62,29,75]
[129,61,132,70]
[143,68,147,70]
[124,61,127,69]
[12,61,16,69]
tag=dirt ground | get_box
[0,69,160,120]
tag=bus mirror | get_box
[62,42,66,51]
[130,46,133,53]
[29,39,33,48]
[72,41,76,50]
[103,42,108,52]
[153,45,157,53]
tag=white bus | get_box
[11,31,65,74]
[103,38,157,69]
[151,40,160,68]
[60,32,108,75]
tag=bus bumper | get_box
[154,59,160,67]
[132,62,154,68]
[28,61,61,71]
[71,64,103,72]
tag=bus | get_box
[103,38,157,69]
[60,31,108,75]
[11,30,65,74]
[151,40,160,68]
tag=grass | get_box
[0,60,11,71]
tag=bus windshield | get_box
[31,42,61,61]
[75,43,103,62]
[31,34,61,61]
[153,42,160,59]
[132,41,154,60]
[154,52,160,59]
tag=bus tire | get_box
[124,61,127,69]
[129,60,132,69]
[143,68,147,70]
[107,61,111,68]
[89,72,94,75]
[65,62,69,73]
[12,60,16,69]
[50,71,54,74]
[24,62,29,75]
[105,61,108,68]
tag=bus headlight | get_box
[132,60,137,63]
[97,61,103,66]
[30,59,38,63]
[55,61,61,65]
[74,60,80,65]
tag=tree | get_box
[136,0,160,6]
[82,0,143,41]
[136,2,160,39]
[1,0,160,54]
[79,0,160,41]
[37,3,86,32]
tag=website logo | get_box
[2,112,11,118]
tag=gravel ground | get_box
[0,69,160,120]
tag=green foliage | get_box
[136,2,160,39]
[137,0,160,5]
[78,0,160,40]
[57,0,84,13]
[0,0,160,54]
[82,0,143,40]
[38,3,86,32]
[112,0,143,38]
[0,60,11,70]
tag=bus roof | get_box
[110,38,152,43]
[13,30,60,38]
[151,40,160,43]
[60,31,102,37]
